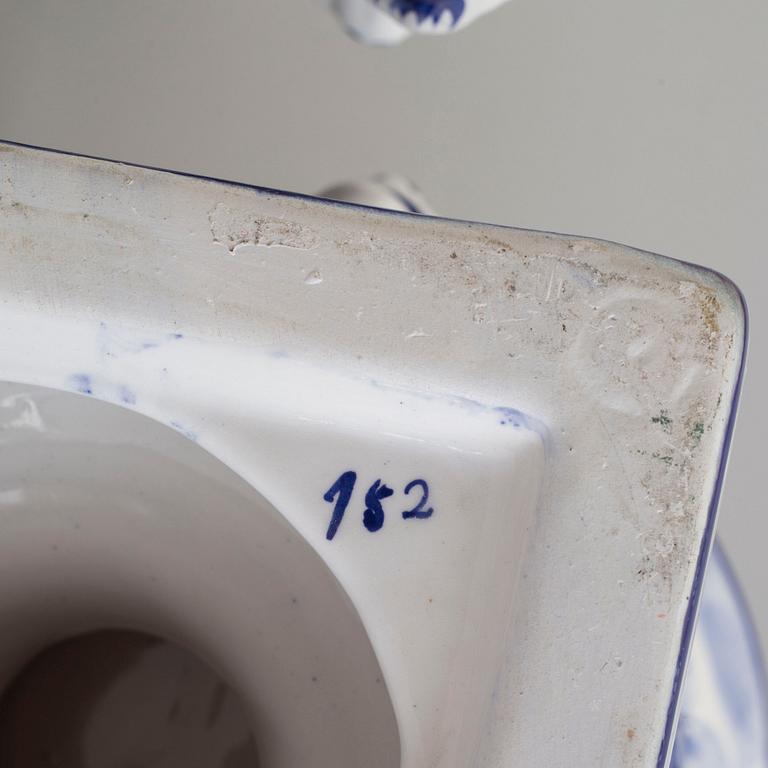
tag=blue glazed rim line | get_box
[655,284,750,767]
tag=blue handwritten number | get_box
[323,471,357,541]
[363,479,393,533]
[402,479,434,519]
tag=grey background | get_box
[1,0,766,651]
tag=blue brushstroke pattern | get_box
[70,373,93,395]
[494,406,525,428]
[386,0,465,25]
[671,543,768,767]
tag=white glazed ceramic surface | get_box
[0,381,400,766]
[0,143,745,767]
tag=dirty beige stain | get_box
[697,285,721,349]
[567,278,731,595]
[621,725,644,765]
[208,202,318,253]
[647,397,724,585]
[1,193,143,255]
[595,281,730,596]
[424,237,738,602]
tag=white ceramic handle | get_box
[331,0,515,44]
